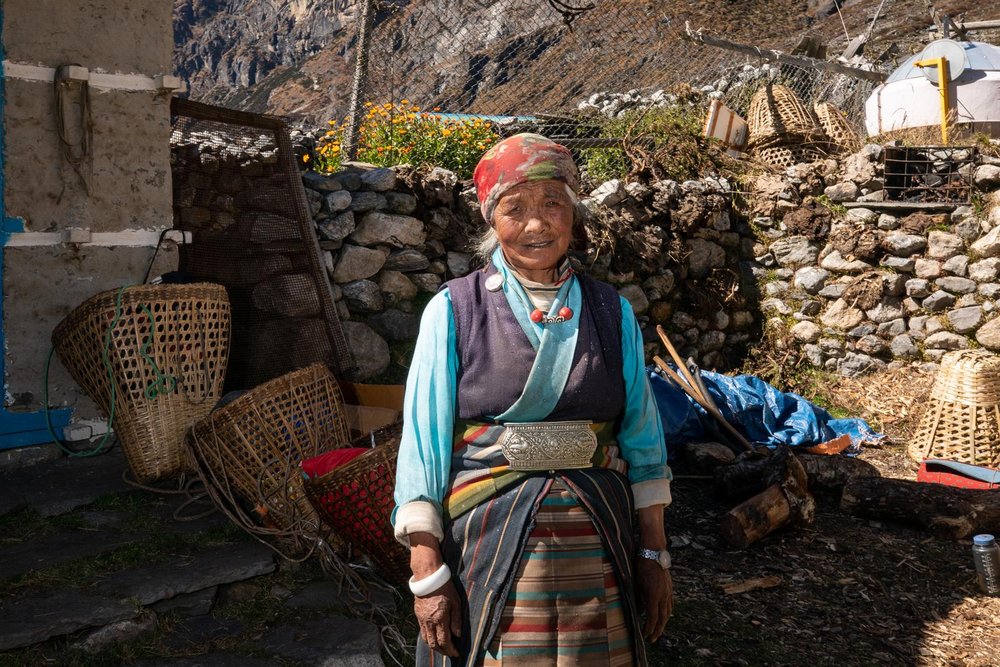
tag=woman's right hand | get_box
[414,579,463,657]
[409,532,462,657]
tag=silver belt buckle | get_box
[500,420,597,471]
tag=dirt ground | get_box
[647,366,1000,666]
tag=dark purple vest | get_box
[446,265,625,423]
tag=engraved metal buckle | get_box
[500,420,597,471]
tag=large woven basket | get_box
[909,350,1000,466]
[813,102,861,153]
[304,422,409,585]
[52,283,231,482]
[748,84,824,147]
[187,363,352,537]
[753,142,827,169]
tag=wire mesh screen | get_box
[170,98,355,390]
[353,0,880,143]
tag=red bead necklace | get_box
[529,306,574,324]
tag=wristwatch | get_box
[638,547,671,570]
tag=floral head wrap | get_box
[473,133,579,223]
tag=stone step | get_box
[136,617,386,667]
[1,528,141,580]
[0,541,275,651]
[0,447,131,518]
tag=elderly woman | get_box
[392,133,672,666]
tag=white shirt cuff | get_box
[393,501,445,547]
[632,478,672,509]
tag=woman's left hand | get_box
[635,555,673,642]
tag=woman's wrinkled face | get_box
[493,179,574,280]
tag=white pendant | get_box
[485,273,504,292]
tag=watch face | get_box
[658,551,671,569]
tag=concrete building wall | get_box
[2,0,176,420]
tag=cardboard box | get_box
[345,404,400,439]
[341,382,405,412]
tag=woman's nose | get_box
[522,209,549,232]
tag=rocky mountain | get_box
[174,0,993,126]
[173,0,357,106]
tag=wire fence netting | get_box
[348,0,886,146]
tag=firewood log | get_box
[840,476,1000,539]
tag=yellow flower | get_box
[383,102,392,110]
[364,101,373,107]
[441,129,453,137]
[401,99,410,105]
[302,154,310,163]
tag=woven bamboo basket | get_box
[753,142,827,169]
[813,102,861,153]
[909,350,1000,466]
[187,363,352,536]
[52,283,231,482]
[748,84,824,147]
[304,422,409,585]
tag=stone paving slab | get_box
[0,542,274,651]
[0,589,137,651]
[159,616,244,653]
[95,542,276,606]
[260,617,383,666]
[0,447,131,517]
[136,654,273,667]
[1,528,141,579]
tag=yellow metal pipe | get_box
[914,56,951,144]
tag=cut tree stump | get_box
[719,446,815,548]
[841,476,1000,539]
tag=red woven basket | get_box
[304,422,410,585]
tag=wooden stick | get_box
[655,325,706,403]
[653,356,755,452]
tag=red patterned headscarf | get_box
[473,133,579,223]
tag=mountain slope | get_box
[174,0,994,125]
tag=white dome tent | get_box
[865,39,1000,139]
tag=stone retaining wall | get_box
[302,164,760,380]
[747,144,1000,376]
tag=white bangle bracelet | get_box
[408,563,452,597]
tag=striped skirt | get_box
[481,479,634,666]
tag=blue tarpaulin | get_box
[647,367,884,461]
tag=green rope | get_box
[44,285,128,457]
[138,304,176,400]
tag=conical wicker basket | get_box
[909,350,1000,466]
[304,422,409,585]
[52,283,231,482]
[187,363,352,539]
[813,102,861,153]
[753,142,828,169]
[748,84,824,148]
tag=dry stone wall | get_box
[302,163,761,380]
[749,144,1000,377]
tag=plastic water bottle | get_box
[972,534,1000,595]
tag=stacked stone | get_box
[530,174,757,371]
[751,142,1000,377]
[300,164,479,380]
[302,165,760,377]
